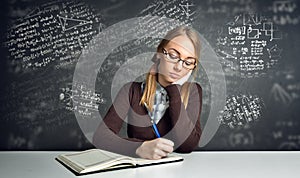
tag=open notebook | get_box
[56,149,183,175]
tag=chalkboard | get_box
[1,0,299,151]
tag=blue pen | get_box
[151,120,161,138]
[144,102,161,138]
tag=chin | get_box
[166,78,177,84]
[159,75,176,85]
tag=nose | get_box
[174,61,183,71]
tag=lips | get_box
[169,72,181,79]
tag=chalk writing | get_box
[4,0,105,71]
[229,130,255,148]
[218,94,264,128]
[138,0,196,47]
[217,13,283,78]
[273,121,300,150]
[268,0,300,25]
[60,83,106,117]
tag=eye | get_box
[184,59,195,66]
[184,61,192,66]
[168,53,179,60]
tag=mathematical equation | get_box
[217,13,283,78]
[273,121,300,150]
[218,94,264,129]
[192,0,257,45]
[269,68,300,105]
[205,0,255,15]
[4,0,104,71]
[228,130,255,148]
[268,0,300,25]
[60,83,106,117]
[138,0,196,47]
[0,68,75,132]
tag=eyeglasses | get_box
[162,48,197,70]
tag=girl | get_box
[93,26,202,160]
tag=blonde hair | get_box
[140,26,201,111]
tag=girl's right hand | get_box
[136,138,174,160]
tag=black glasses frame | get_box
[162,48,197,70]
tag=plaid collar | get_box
[142,82,169,124]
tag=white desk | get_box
[0,151,299,178]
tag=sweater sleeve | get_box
[164,82,202,153]
[92,82,143,157]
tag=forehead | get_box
[164,35,196,58]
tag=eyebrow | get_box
[168,48,197,60]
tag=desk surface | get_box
[0,151,299,178]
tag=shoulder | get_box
[115,82,142,96]
[114,82,143,103]
[122,81,142,91]
[190,82,202,91]
[120,82,143,99]
[188,82,202,96]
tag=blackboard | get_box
[1,0,299,151]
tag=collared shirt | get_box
[142,82,169,124]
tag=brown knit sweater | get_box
[92,82,202,157]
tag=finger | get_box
[153,148,168,159]
[157,138,174,147]
[155,140,174,153]
[160,144,174,154]
[152,154,162,160]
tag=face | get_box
[157,35,196,87]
